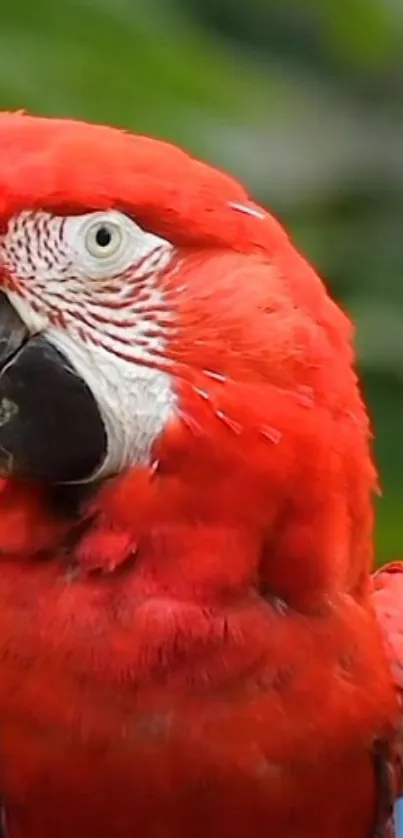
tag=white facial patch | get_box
[0,209,177,480]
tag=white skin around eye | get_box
[66,211,173,280]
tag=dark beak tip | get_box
[0,293,107,484]
[0,335,107,483]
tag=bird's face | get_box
[0,207,176,481]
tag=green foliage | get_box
[0,0,401,561]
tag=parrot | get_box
[0,110,399,838]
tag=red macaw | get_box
[0,111,399,838]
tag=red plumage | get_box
[0,112,399,837]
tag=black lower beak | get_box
[0,292,107,483]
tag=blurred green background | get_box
[1,0,402,563]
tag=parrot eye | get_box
[84,218,123,259]
[68,210,159,280]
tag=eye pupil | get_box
[95,226,112,248]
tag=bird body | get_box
[0,112,398,837]
[0,480,397,838]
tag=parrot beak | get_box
[0,291,107,483]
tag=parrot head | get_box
[0,112,376,602]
